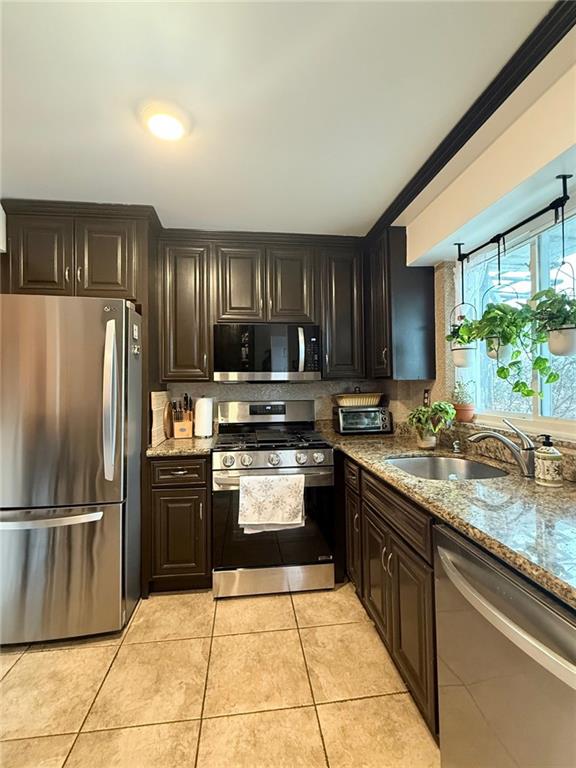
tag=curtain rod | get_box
[457,174,572,262]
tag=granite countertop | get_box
[146,436,216,457]
[317,425,576,611]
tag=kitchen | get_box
[1,2,575,767]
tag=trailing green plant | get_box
[531,289,576,333]
[471,302,557,398]
[451,380,475,405]
[407,402,456,437]
[445,317,476,346]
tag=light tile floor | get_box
[0,583,439,768]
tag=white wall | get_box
[405,62,576,265]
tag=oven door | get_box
[212,468,336,596]
[213,324,321,381]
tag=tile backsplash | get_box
[167,379,433,423]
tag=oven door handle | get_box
[213,469,333,491]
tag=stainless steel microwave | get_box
[334,406,393,434]
[213,324,322,382]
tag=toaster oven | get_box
[334,406,393,435]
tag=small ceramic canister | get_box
[534,435,563,488]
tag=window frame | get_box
[457,209,576,441]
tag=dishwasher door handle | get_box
[438,547,576,691]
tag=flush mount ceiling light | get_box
[139,101,190,141]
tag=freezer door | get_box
[0,295,126,508]
[0,504,123,644]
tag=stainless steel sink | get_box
[385,456,508,480]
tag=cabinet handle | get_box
[199,502,203,521]
[203,352,207,370]
[381,546,387,571]
[170,470,188,476]
[269,298,272,312]
[386,551,393,577]
[260,298,263,311]
[381,347,388,367]
[76,266,83,284]
[325,352,329,366]
[353,513,359,533]
[64,266,70,283]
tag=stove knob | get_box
[241,454,253,467]
[295,452,308,465]
[268,453,281,466]
[222,454,235,468]
[312,452,325,464]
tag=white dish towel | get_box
[238,474,305,534]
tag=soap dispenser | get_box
[534,435,563,488]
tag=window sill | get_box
[473,412,576,444]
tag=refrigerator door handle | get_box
[0,510,104,530]
[438,546,576,691]
[102,319,118,481]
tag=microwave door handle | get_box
[298,327,305,373]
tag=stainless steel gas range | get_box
[211,400,341,598]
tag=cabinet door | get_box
[161,244,210,380]
[345,486,362,591]
[216,245,266,321]
[152,488,208,578]
[321,247,365,378]
[75,218,136,299]
[390,533,436,732]
[361,502,392,647]
[367,239,391,377]
[8,215,74,295]
[267,246,316,322]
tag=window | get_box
[461,214,576,429]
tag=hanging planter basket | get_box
[485,337,512,363]
[548,326,576,356]
[447,302,477,369]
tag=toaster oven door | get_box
[339,408,389,433]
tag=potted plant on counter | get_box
[451,381,475,423]
[407,401,456,450]
[531,288,576,356]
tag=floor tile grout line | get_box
[290,593,331,768]
[0,691,413,745]
[193,600,218,768]
[59,596,145,768]
[0,650,27,683]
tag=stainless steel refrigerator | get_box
[0,295,142,644]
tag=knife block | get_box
[173,411,193,439]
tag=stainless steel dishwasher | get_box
[434,525,576,768]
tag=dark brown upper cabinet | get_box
[75,218,136,299]
[7,215,74,295]
[216,243,316,323]
[160,243,210,381]
[366,227,435,380]
[267,246,316,323]
[216,245,266,321]
[321,246,365,378]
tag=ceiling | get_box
[1,1,555,235]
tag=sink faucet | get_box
[467,419,535,477]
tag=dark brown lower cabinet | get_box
[355,466,437,735]
[152,488,210,589]
[361,502,392,647]
[345,485,362,592]
[390,532,436,733]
